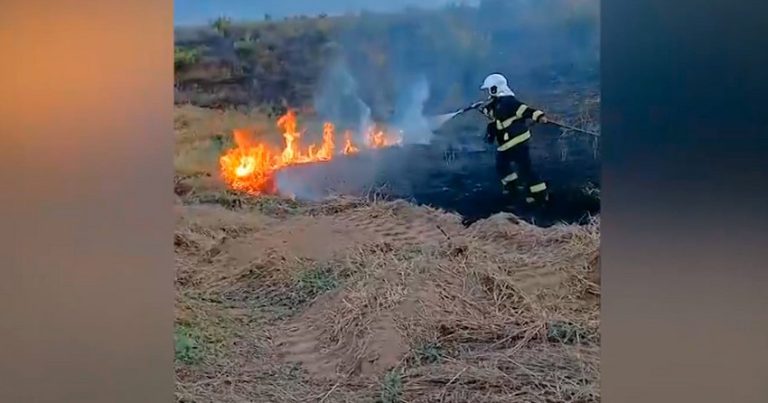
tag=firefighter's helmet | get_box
[480,73,515,97]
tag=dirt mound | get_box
[175,195,599,402]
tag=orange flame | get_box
[366,126,402,148]
[342,131,359,155]
[219,110,402,195]
[219,130,279,194]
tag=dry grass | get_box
[174,105,277,189]
[174,193,600,402]
[173,105,283,202]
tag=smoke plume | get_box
[389,74,433,144]
[312,60,374,143]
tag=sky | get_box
[174,0,478,26]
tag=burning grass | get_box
[174,105,401,198]
[218,109,402,196]
[175,192,600,402]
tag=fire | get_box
[219,110,400,195]
[342,131,359,155]
[219,130,279,194]
[366,127,402,148]
[366,127,403,148]
[317,122,335,160]
[275,110,337,164]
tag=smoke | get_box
[276,0,600,201]
[389,74,433,144]
[314,60,437,146]
[274,152,384,202]
[277,59,387,200]
[312,60,374,143]
[313,0,599,134]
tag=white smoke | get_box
[389,74,434,144]
[278,61,439,201]
[312,60,375,143]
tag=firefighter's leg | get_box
[514,144,548,205]
[495,149,519,195]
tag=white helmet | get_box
[480,73,515,97]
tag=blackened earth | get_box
[276,125,600,227]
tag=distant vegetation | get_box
[174,46,206,71]
[174,0,599,115]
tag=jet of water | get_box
[427,111,461,132]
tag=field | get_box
[174,106,600,402]
[174,2,600,400]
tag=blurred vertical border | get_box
[0,1,173,402]
[601,0,768,402]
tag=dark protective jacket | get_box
[480,95,546,151]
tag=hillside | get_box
[173,0,599,117]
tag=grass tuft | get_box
[174,324,203,365]
[414,341,444,364]
[296,266,339,298]
[379,369,404,403]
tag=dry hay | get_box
[175,194,600,402]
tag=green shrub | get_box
[379,369,404,403]
[211,16,233,37]
[174,46,204,71]
[174,324,203,365]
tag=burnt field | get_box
[276,124,600,227]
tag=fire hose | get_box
[547,121,600,137]
[433,100,600,137]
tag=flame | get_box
[275,110,337,164]
[342,131,359,155]
[317,122,335,160]
[218,110,402,195]
[219,130,279,194]
[366,126,402,148]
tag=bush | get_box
[211,16,233,37]
[174,46,205,71]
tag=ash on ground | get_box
[276,124,599,227]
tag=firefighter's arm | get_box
[479,106,493,120]
[475,98,494,120]
[516,103,548,124]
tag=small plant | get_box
[250,195,302,216]
[174,324,203,365]
[210,134,226,152]
[547,320,590,345]
[234,34,257,59]
[379,369,404,403]
[414,341,444,364]
[296,267,338,299]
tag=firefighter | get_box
[475,73,549,205]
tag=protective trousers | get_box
[495,142,548,204]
